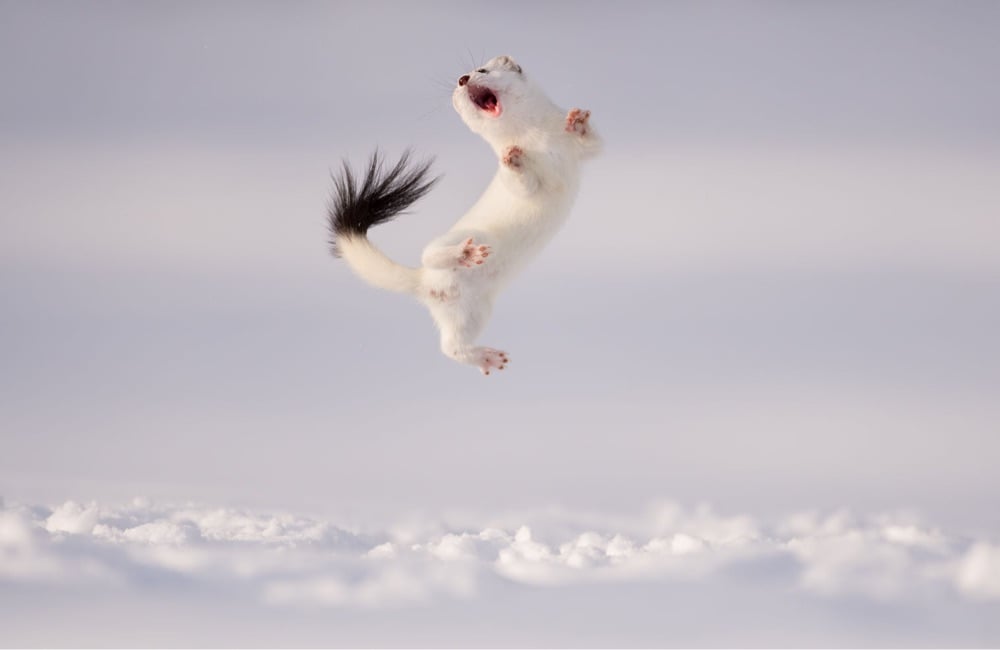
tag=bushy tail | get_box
[327,150,438,294]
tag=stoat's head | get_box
[452,55,553,142]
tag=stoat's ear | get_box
[496,55,522,74]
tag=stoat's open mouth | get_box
[468,84,501,116]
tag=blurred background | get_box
[1,2,999,643]
[0,0,1000,646]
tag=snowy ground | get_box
[2,498,999,646]
[4,1,1000,646]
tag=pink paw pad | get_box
[565,108,591,136]
[503,145,524,170]
[428,289,449,302]
[458,237,491,268]
[478,348,510,375]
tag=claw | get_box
[566,108,591,135]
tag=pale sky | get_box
[2,1,999,646]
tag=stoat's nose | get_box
[458,75,470,87]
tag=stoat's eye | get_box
[476,68,488,74]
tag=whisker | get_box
[426,74,455,93]
[410,80,453,124]
[453,51,470,77]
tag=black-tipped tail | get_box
[327,150,439,257]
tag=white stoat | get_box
[328,55,601,374]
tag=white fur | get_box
[338,55,601,374]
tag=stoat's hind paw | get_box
[475,347,509,375]
[458,237,491,268]
[565,108,591,136]
[502,145,524,170]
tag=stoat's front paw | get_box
[565,108,591,136]
[502,145,524,170]
[458,237,491,268]
[475,347,509,376]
